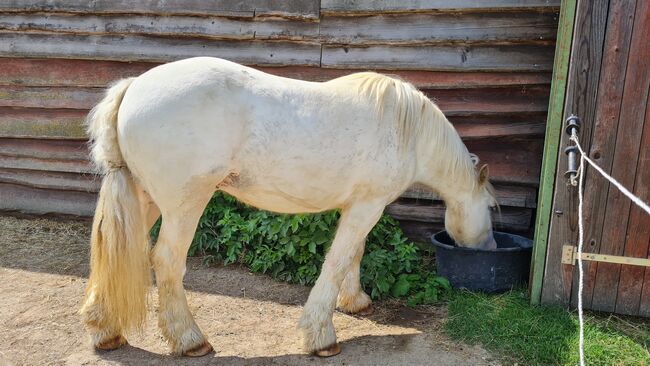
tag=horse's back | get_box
[116,57,414,212]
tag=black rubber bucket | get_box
[431,231,533,293]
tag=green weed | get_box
[152,192,450,304]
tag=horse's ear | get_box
[479,164,489,185]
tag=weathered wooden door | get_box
[541,0,650,316]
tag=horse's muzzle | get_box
[478,230,498,250]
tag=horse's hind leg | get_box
[336,241,373,315]
[299,200,384,356]
[152,192,214,356]
[136,185,161,230]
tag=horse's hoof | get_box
[356,304,375,316]
[95,335,127,351]
[339,304,374,316]
[183,342,214,357]
[314,343,341,357]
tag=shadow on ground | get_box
[0,215,496,365]
[89,334,426,366]
[0,214,445,326]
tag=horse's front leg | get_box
[299,201,384,356]
[336,240,373,315]
[152,202,213,357]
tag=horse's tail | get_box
[80,77,151,338]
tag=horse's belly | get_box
[220,128,412,214]
[222,151,375,213]
[220,151,409,214]
[220,185,345,214]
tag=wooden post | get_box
[540,0,611,306]
[529,0,577,305]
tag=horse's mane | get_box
[333,72,479,190]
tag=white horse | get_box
[80,57,496,358]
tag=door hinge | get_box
[562,245,650,267]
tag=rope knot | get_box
[107,163,125,172]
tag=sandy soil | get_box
[0,215,498,366]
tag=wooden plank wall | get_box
[542,0,650,316]
[0,0,560,241]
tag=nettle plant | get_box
[153,192,451,305]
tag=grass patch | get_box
[445,290,650,366]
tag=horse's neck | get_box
[414,117,476,201]
[426,162,475,202]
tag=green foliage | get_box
[154,192,450,304]
[445,289,650,365]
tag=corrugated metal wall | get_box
[0,0,560,241]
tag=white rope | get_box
[576,148,586,366]
[569,131,650,366]
[570,134,650,215]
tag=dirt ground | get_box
[0,215,497,366]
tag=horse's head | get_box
[444,164,498,250]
